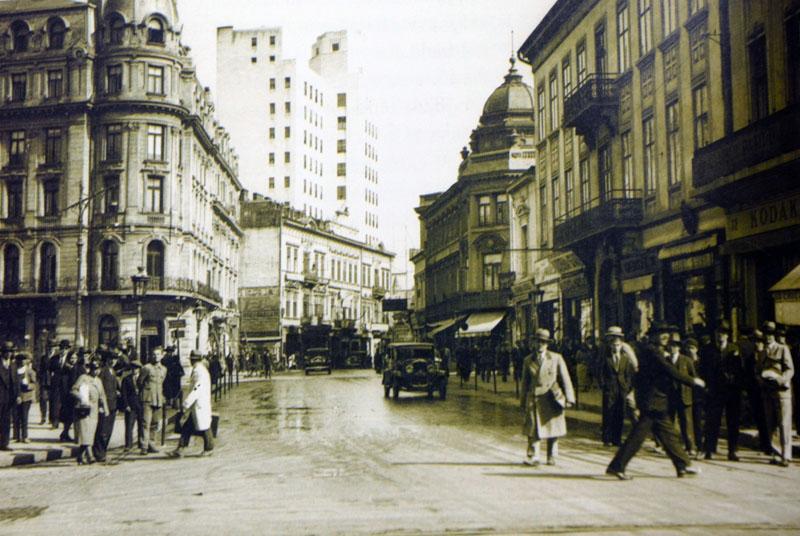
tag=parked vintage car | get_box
[343,350,369,369]
[304,348,332,375]
[382,342,447,400]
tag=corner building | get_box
[0,0,242,357]
[518,0,731,341]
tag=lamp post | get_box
[131,266,149,360]
[193,301,207,351]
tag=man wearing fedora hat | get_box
[120,359,144,451]
[0,342,21,450]
[758,321,794,467]
[699,320,743,461]
[599,326,639,447]
[606,322,706,480]
[520,328,575,466]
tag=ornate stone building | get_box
[416,60,535,342]
[0,0,242,358]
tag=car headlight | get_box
[405,364,414,374]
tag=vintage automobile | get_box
[382,342,447,400]
[343,350,369,369]
[304,347,332,375]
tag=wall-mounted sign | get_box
[727,194,800,240]
[670,252,714,274]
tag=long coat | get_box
[71,374,108,447]
[521,350,575,440]
[184,362,212,431]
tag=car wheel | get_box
[384,385,390,398]
[439,385,447,400]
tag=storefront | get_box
[553,252,590,345]
[619,252,657,340]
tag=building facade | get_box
[239,195,393,364]
[416,61,535,342]
[0,0,242,358]
[216,28,384,247]
[517,0,730,343]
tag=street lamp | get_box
[193,301,207,351]
[131,266,150,360]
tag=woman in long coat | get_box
[521,328,575,466]
[71,359,108,464]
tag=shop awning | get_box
[622,274,653,294]
[770,264,800,293]
[457,311,506,338]
[428,317,460,336]
[770,264,800,326]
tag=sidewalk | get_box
[449,371,800,457]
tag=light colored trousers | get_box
[141,404,161,450]
[764,390,793,461]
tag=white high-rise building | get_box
[216,28,383,245]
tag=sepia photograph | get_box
[0,0,798,534]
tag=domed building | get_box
[414,60,535,343]
[0,0,242,359]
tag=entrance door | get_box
[140,321,163,361]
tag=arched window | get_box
[3,244,20,294]
[39,242,57,293]
[11,21,29,52]
[98,315,119,347]
[146,18,164,44]
[146,241,164,289]
[100,240,119,290]
[48,19,66,49]
[109,14,125,45]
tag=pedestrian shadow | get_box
[485,471,670,480]
[391,461,523,467]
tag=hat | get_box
[2,341,15,352]
[684,338,699,349]
[605,326,625,339]
[668,336,682,346]
[753,329,765,342]
[189,350,203,361]
[532,328,551,342]
[59,339,71,349]
[128,359,143,369]
[762,321,778,334]
[716,320,732,334]
[14,352,29,361]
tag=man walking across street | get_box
[599,326,639,447]
[137,347,166,455]
[758,322,794,467]
[668,334,698,456]
[169,351,214,457]
[606,323,706,480]
[700,320,743,461]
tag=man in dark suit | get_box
[667,334,697,455]
[93,351,119,462]
[700,320,743,461]
[121,359,143,451]
[606,323,706,480]
[0,342,21,451]
[599,326,639,447]
[738,327,771,453]
[48,339,71,429]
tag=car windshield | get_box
[394,347,433,361]
[307,349,328,357]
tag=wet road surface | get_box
[1,369,799,535]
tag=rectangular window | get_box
[692,84,709,149]
[104,175,119,213]
[43,179,59,217]
[496,194,508,224]
[146,124,165,161]
[787,12,800,104]
[147,65,164,95]
[44,128,62,165]
[337,162,346,176]
[284,176,290,187]
[599,143,612,199]
[284,126,291,138]
[565,168,575,215]
[622,131,633,195]
[540,182,548,244]
[269,127,275,139]
[251,37,258,47]
[618,2,631,72]
[337,185,346,200]
[482,253,502,291]
[662,0,678,37]
[107,65,122,94]
[337,116,346,130]
[337,139,346,153]
[269,102,276,114]
[537,86,546,140]
[576,41,588,83]
[6,180,23,218]
[284,101,291,113]
[666,100,682,186]
[284,151,290,163]
[337,93,346,107]
[269,78,275,90]
[643,115,656,194]
[478,195,491,226]
[284,77,291,89]
[47,70,63,98]
[579,158,590,210]
[552,176,561,220]
[145,175,163,213]
[268,152,275,164]
[11,73,26,102]
[639,0,653,55]
[549,71,559,131]
[9,130,25,167]
[749,34,769,121]
[269,34,276,46]
[562,56,572,100]
[595,23,607,74]
[268,177,275,188]
[269,55,275,62]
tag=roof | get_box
[482,58,534,117]
[0,0,89,15]
[518,0,600,71]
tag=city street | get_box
[0,370,798,535]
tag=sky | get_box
[177,0,554,277]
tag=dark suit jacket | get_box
[120,373,142,414]
[699,342,742,393]
[637,343,696,414]
[99,367,119,413]
[0,361,20,405]
[599,343,637,399]
[670,354,696,407]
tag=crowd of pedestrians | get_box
[0,339,217,464]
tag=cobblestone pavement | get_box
[0,369,798,535]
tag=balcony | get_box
[85,275,223,304]
[563,74,619,146]
[302,270,320,288]
[692,103,800,205]
[554,189,643,249]
[372,286,387,299]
